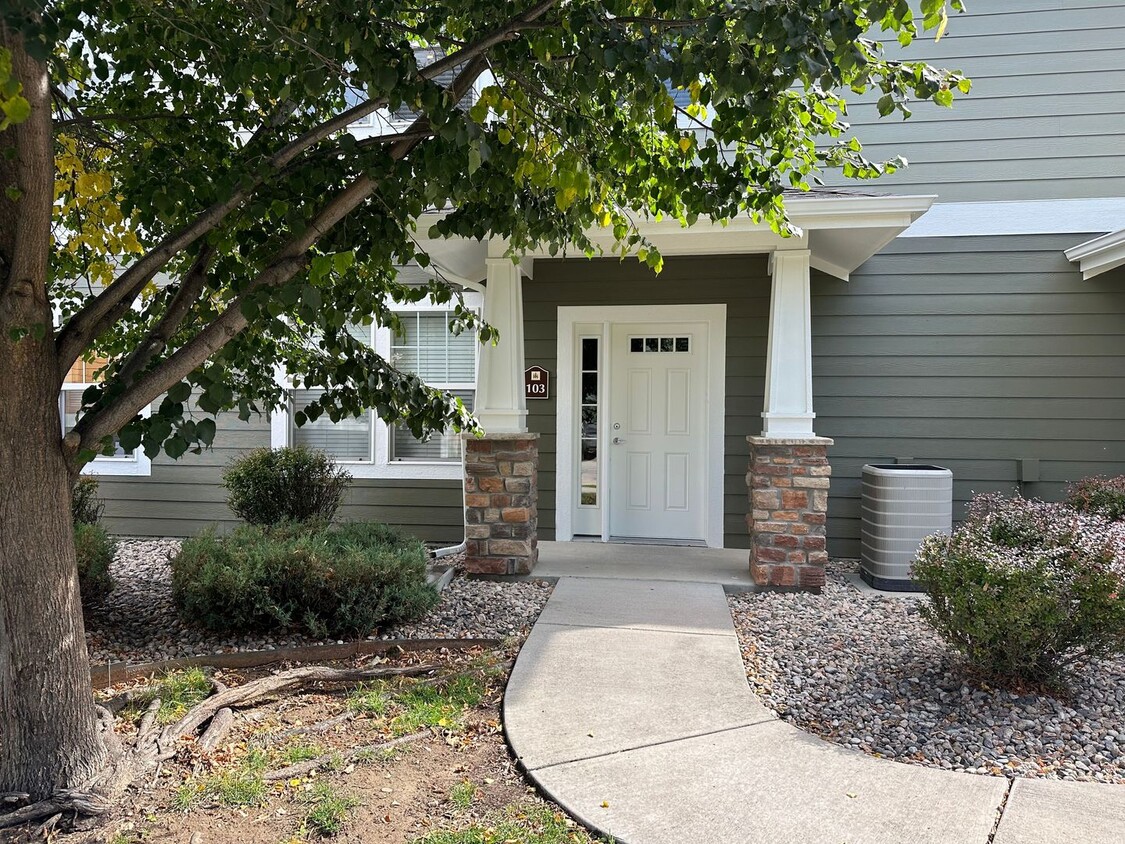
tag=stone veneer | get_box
[746,435,833,591]
[462,433,539,575]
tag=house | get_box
[83,0,1125,589]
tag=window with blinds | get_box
[288,308,477,466]
[391,311,477,462]
[291,388,374,462]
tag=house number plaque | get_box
[524,366,550,400]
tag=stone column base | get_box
[463,433,539,575]
[746,435,833,591]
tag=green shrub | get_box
[72,476,104,525]
[222,446,352,526]
[170,521,437,638]
[74,522,115,604]
[1068,475,1125,522]
[913,492,1125,686]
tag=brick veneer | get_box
[746,435,833,591]
[462,433,539,575]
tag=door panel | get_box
[609,323,707,540]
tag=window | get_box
[60,357,152,476]
[281,294,481,479]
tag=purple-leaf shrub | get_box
[1068,475,1125,522]
[913,489,1125,686]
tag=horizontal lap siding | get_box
[97,410,464,543]
[824,1,1125,202]
[814,234,1125,558]
[524,255,770,549]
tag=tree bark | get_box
[0,22,108,800]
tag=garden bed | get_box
[730,561,1125,783]
[85,540,553,665]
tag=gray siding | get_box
[825,0,1125,202]
[813,233,1125,557]
[524,255,770,550]
[98,410,464,543]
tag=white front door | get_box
[607,322,708,541]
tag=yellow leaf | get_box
[678,136,692,153]
[600,800,609,808]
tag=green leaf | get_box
[167,381,191,403]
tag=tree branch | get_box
[68,56,486,455]
[113,243,216,386]
[54,0,558,377]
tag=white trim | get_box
[556,304,726,549]
[415,193,935,283]
[1065,228,1125,280]
[900,198,1125,239]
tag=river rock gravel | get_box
[85,538,552,666]
[729,561,1125,783]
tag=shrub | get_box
[72,476,104,525]
[170,521,437,638]
[1068,475,1125,522]
[222,446,352,526]
[74,522,115,604]
[913,492,1125,685]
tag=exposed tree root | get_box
[0,663,437,831]
[264,730,429,781]
[269,711,355,743]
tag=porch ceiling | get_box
[415,193,936,283]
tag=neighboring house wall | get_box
[523,254,770,550]
[831,0,1125,202]
[813,233,1125,557]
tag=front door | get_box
[607,322,708,541]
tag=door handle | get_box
[612,436,626,444]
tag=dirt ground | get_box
[1,645,586,844]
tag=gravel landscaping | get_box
[729,561,1125,784]
[85,539,553,665]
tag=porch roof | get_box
[416,191,936,286]
[1065,228,1125,280]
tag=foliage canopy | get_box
[1,0,966,467]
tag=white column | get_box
[761,248,816,437]
[475,253,529,433]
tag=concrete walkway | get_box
[504,577,1125,844]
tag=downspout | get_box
[430,539,466,560]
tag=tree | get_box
[0,0,967,817]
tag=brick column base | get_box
[463,433,539,575]
[746,435,833,591]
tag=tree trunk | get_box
[0,21,108,800]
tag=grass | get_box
[388,674,486,735]
[171,746,269,812]
[449,780,476,810]
[130,667,213,725]
[346,682,391,716]
[412,804,606,844]
[299,781,360,837]
[281,740,327,765]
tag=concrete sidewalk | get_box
[504,577,1125,844]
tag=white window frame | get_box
[60,385,153,477]
[272,293,482,480]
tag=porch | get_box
[419,191,935,590]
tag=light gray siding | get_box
[524,255,770,550]
[826,0,1125,202]
[813,233,1125,557]
[97,410,464,543]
